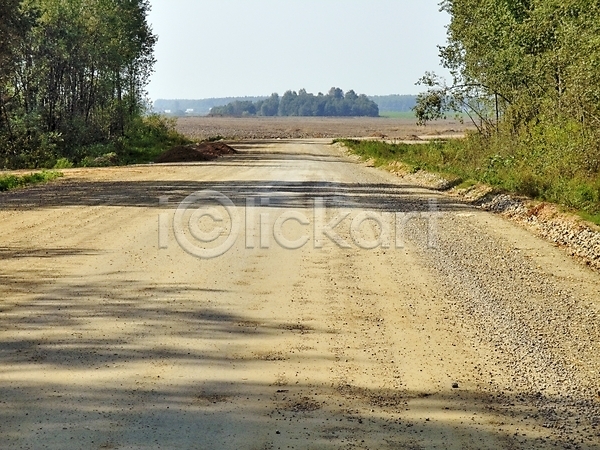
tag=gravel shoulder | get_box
[0,139,599,449]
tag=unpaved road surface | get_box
[1,139,600,449]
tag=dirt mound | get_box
[155,142,237,163]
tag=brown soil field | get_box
[176,116,472,140]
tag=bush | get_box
[31,114,190,168]
[53,158,74,169]
[118,114,190,165]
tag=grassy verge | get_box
[337,136,600,225]
[0,170,63,192]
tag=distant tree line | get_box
[154,97,268,116]
[154,94,416,116]
[0,0,157,168]
[209,88,379,117]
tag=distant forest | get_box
[154,93,416,117]
[209,88,378,117]
[153,97,267,116]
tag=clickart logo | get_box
[158,190,439,259]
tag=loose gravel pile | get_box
[154,142,237,163]
[480,194,600,272]
[383,158,600,272]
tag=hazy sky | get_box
[146,1,450,100]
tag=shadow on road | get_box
[0,178,470,214]
[0,263,588,448]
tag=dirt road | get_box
[1,140,599,449]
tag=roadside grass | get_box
[334,138,455,180]
[0,170,63,192]
[337,135,600,226]
[455,179,479,190]
[205,135,225,142]
[577,211,600,227]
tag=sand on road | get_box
[1,139,599,449]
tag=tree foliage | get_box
[413,0,600,214]
[416,0,600,140]
[210,88,379,117]
[0,0,157,168]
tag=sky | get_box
[146,0,450,101]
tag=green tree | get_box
[259,93,279,116]
[0,0,157,167]
[0,0,28,138]
[414,0,600,211]
[418,0,600,135]
[279,90,298,116]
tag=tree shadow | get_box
[0,264,596,448]
[0,247,100,260]
[0,377,590,448]
[0,271,334,371]
[0,179,469,214]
